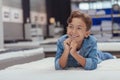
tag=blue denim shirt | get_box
[55,35,113,70]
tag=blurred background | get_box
[0,0,120,58]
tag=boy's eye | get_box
[78,27,82,30]
[68,25,73,28]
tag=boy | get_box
[55,11,114,70]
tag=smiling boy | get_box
[55,11,114,70]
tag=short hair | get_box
[67,11,92,31]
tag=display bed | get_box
[0,47,44,70]
[0,57,120,80]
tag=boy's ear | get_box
[85,30,90,38]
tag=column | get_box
[0,0,4,48]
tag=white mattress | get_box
[4,42,40,49]
[39,38,120,52]
[4,38,120,52]
[0,48,44,60]
[98,42,120,51]
[0,57,120,80]
[0,48,45,70]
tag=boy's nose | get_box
[72,29,77,34]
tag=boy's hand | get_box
[64,38,72,51]
[70,40,78,54]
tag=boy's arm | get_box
[59,49,69,69]
[55,38,71,70]
[70,51,97,70]
[70,40,98,70]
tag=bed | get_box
[39,38,120,52]
[4,42,40,49]
[0,47,44,70]
[0,57,120,80]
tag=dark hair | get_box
[67,11,92,31]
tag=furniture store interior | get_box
[0,0,120,80]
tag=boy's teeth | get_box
[72,36,77,38]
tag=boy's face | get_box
[67,18,90,43]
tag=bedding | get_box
[0,48,44,70]
[4,42,40,49]
[0,57,120,80]
[40,38,120,52]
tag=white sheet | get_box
[0,48,44,61]
[0,57,120,80]
[0,48,44,70]
[40,38,120,52]
[4,42,40,49]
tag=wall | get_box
[46,0,71,35]
[30,0,46,12]
[30,0,47,37]
[3,0,47,41]
[3,0,23,41]
[0,0,4,48]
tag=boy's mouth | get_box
[70,35,79,39]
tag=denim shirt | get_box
[55,35,107,70]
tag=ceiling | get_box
[71,0,111,2]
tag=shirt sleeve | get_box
[84,41,98,70]
[55,40,64,70]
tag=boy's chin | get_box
[73,38,83,42]
[72,38,79,41]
